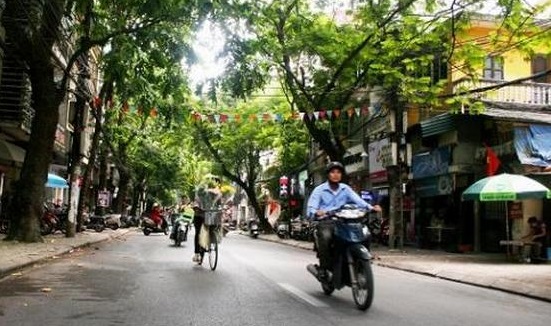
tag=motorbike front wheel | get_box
[208,230,218,271]
[321,281,335,296]
[351,259,374,311]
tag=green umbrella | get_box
[462,173,551,201]
[462,173,551,255]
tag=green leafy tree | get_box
[4,0,204,242]
[193,98,295,230]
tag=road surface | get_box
[0,230,549,325]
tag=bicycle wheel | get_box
[208,229,218,271]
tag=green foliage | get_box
[205,0,549,160]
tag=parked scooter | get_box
[307,205,375,311]
[142,216,169,236]
[276,221,290,239]
[40,204,68,235]
[249,218,259,238]
[87,214,120,232]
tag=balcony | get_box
[453,78,551,106]
[0,51,34,140]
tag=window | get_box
[531,55,550,83]
[483,56,504,80]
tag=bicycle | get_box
[201,210,223,271]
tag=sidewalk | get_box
[0,228,133,278]
[254,233,551,302]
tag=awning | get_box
[0,139,26,163]
[482,108,551,124]
[514,124,551,167]
[420,113,456,138]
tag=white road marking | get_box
[278,283,329,308]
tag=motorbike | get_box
[276,221,290,239]
[121,215,140,228]
[87,214,120,232]
[249,218,259,238]
[169,214,190,246]
[307,205,375,311]
[142,216,169,236]
[290,217,313,241]
[40,204,68,235]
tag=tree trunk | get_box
[242,184,271,232]
[113,169,130,214]
[95,145,109,215]
[7,64,63,242]
[66,53,90,237]
[77,82,112,223]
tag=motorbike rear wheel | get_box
[175,230,183,247]
[351,259,374,311]
[143,228,151,236]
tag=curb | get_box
[251,233,551,303]
[256,235,314,251]
[374,261,551,303]
[0,228,133,279]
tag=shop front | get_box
[412,147,469,251]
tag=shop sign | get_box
[368,138,395,182]
[415,174,454,198]
[343,144,366,174]
[411,147,451,180]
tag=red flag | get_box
[485,144,501,176]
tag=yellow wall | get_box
[451,22,550,82]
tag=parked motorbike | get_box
[40,204,68,235]
[142,216,169,236]
[121,215,140,228]
[276,221,290,239]
[307,205,375,311]
[169,214,190,246]
[290,217,313,241]
[86,214,120,232]
[249,218,259,238]
[366,212,389,246]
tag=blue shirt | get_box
[307,182,373,219]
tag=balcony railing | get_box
[453,78,551,106]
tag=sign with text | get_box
[97,191,111,208]
[368,138,394,182]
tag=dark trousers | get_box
[194,223,204,255]
[316,221,335,270]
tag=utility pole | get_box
[387,86,405,249]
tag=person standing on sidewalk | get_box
[307,162,382,280]
[524,216,548,261]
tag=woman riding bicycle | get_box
[192,178,222,264]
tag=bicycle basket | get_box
[204,210,222,226]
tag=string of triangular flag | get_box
[90,96,382,124]
[191,105,381,124]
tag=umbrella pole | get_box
[505,201,510,257]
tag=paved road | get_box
[0,230,549,326]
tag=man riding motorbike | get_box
[307,161,382,281]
